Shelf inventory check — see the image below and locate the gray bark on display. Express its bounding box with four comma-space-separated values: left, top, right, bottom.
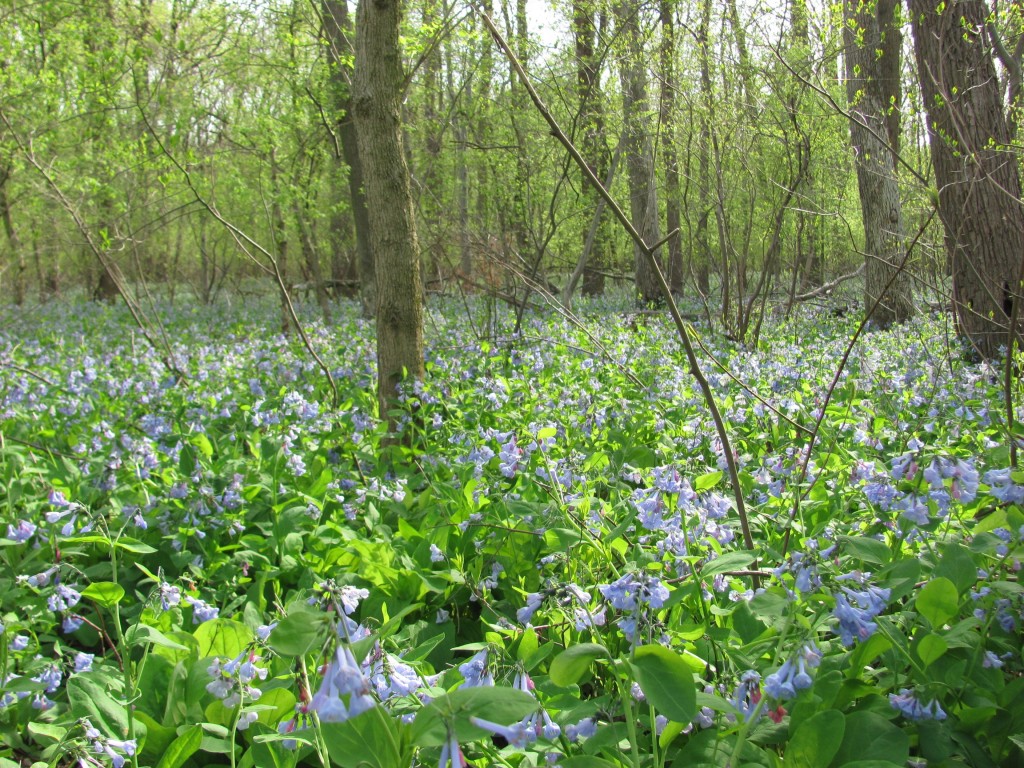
615, 1, 661, 305
353, 0, 425, 430
910, 0, 1024, 357
845, 0, 915, 327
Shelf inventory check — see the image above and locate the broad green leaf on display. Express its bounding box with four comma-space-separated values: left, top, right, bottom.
125, 623, 189, 651
116, 537, 158, 554
411, 687, 538, 747
80, 581, 125, 608
322, 706, 403, 768
66, 674, 127, 739
786, 709, 845, 768
269, 608, 325, 657
194, 619, 253, 659
192, 433, 214, 458
631, 644, 697, 723
838, 535, 889, 566
156, 725, 203, 768
933, 543, 976, 594
134, 712, 177, 762
829, 711, 909, 767
700, 550, 756, 578
25, 722, 66, 745
916, 632, 948, 667
556, 759, 622, 768
549, 643, 610, 687
694, 470, 723, 491
916, 577, 958, 627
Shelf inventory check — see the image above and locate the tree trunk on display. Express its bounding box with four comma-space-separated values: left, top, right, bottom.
0, 168, 24, 305
615, 1, 661, 305
353, 0, 425, 431
845, 0, 914, 328
694, 0, 713, 299
322, 0, 374, 318
659, 0, 682, 295
574, 0, 611, 297
910, 0, 1024, 357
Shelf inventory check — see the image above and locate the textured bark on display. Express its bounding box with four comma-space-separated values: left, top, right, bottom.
353, 0, 425, 428
574, 0, 611, 296
910, 0, 1024, 357
322, 0, 374, 318
694, 0, 713, 298
615, 1, 661, 305
845, 0, 915, 328
659, 0, 682, 295
0, 168, 24, 305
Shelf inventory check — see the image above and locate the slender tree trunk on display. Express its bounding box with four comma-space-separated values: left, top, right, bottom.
322, 0, 374, 317
506, 0, 532, 268
615, 1, 661, 305
845, 0, 914, 328
0, 169, 24, 305
910, 0, 1024, 357
270, 154, 291, 334
694, 0, 713, 298
353, 0, 425, 430
573, 0, 611, 297
659, 0, 682, 294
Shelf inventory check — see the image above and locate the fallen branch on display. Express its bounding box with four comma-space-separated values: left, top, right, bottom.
792, 264, 864, 302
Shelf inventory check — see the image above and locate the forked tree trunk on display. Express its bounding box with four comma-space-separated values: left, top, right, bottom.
845, 0, 915, 328
322, 0, 375, 318
353, 0, 425, 431
910, 0, 1024, 357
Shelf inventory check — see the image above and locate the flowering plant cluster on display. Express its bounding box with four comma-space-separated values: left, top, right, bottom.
0, 296, 1021, 767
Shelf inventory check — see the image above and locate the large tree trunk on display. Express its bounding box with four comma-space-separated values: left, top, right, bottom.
844, 0, 915, 328
353, 0, 425, 431
910, 0, 1024, 357
615, 1, 661, 305
322, 0, 374, 318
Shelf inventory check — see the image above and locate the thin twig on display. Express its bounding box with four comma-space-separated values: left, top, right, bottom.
474, 7, 757, 562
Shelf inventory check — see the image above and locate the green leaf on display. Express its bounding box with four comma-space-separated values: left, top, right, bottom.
700, 550, 755, 578
556, 759, 622, 768
125, 623, 189, 651
194, 619, 253, 659
411, 687, 538, 747
631, 644, 697, 723
66, 673, 127, 739
838, 535, 889, 565
537, 426, 557, 440
916, 577, 958, 627
80, 581, 125, 608
694, 470, 724, 491
829, 711, 909, 767
134, 712, 177, 762
156, 725, 203, 768
116, 537, 158, 554
269, 608, 324, 657
322, 706, 403, 768
786, 709, 845, 768
25, 722, 67, 745
548, 643, 610, 687
192, 433, 214, 459
933, 543, 976, 594
916, 632, 948, 668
